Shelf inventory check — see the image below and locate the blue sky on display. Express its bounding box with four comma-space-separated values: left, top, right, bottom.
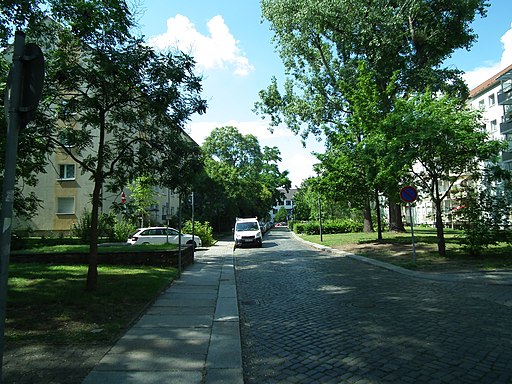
137, 1, 512, 187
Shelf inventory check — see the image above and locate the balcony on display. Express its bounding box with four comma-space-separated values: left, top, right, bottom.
500, 120, 512, 135
498, 88, 512, 105
502, 151, 512, 162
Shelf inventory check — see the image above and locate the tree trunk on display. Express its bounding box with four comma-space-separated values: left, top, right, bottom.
388, 197, 405, 232
86, 179, 102, 291
434, 199, 446, 256
363, 196, 373, 232
86, 111, 106, 291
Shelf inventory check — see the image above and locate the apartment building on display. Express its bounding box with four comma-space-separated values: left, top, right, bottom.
469, 63, 512, 153
496, 66, 512, 165
13, 130, 195, 236
412, 64, 512, 226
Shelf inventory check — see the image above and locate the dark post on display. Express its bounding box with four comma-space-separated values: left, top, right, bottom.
318, 195, 323, 242
0, 31, 26, 381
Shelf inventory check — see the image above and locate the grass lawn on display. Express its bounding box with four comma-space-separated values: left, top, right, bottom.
299, 227, 512, 272
6, 263, 178, 344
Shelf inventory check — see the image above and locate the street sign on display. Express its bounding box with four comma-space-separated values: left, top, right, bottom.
400, 186, 418, 203
4, 42, 45, 129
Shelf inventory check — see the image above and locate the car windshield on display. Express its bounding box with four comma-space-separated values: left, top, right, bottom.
236, 222, 259, 231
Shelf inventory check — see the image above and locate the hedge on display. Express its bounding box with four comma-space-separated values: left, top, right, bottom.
293, 219, 363, 235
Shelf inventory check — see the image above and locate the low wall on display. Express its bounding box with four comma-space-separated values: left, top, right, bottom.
10, 246, 194, 269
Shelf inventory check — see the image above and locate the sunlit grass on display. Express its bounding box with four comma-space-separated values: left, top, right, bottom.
299, 227, 512, 271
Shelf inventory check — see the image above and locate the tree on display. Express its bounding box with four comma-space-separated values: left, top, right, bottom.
274, 206, 288, 223
200, 126, 290, 228
1, 1, 207, 290
128, 176, 158, 227
255, 0, 489, 233
385, 91, 506, 255
290, 180, 312, 221
452, 165, 512, 256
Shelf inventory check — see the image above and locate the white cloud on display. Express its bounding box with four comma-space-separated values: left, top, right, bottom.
148, 14, 254, 77
464, 23, 512, 89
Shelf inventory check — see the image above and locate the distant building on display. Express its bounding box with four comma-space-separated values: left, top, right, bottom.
269, 188, 297, 222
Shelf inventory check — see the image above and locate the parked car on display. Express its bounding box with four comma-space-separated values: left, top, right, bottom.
234, 217, 262, 248
127, 227, 202, 248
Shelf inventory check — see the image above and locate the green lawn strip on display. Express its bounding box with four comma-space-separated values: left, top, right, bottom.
299, 228, 512, 272
6, 264, 178, 344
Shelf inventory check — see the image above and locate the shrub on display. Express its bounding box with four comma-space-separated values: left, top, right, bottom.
71, 210, 118, 243
293, 219, 363, 235
182, 220, 215, 247
453, 166, 512, 256
113, 221, 137, 243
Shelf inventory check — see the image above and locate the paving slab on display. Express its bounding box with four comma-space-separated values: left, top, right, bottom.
83, 241, 243, 384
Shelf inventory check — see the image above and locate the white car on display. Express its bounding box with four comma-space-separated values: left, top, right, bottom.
127, 227, 202, 248
234, 218, 262, 248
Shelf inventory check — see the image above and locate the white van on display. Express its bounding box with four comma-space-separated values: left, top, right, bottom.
233, 217, 262, 248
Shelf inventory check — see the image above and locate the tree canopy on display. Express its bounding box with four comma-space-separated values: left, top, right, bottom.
384, 91, 506, 255
1, 0, 207, 290
199, 126, 290, 230
255, 0, 490, 235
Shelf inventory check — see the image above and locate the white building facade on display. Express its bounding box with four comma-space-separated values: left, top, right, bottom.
411, 64, 512, 226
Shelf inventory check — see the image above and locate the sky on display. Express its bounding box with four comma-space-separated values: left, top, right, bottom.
137, 0, 512, 187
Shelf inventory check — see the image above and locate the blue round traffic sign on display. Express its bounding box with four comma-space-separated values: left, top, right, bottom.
400, 186, 418, 203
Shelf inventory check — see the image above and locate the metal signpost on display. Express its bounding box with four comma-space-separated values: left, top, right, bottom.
0, 31, 44, 381
400, 186, 418, 264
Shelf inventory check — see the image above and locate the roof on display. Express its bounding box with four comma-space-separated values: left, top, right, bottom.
469, 63, 512, 99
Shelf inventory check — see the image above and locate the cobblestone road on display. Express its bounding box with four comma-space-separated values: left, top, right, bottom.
235, 228, 512, 384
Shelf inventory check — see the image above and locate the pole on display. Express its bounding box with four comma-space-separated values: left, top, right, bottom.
191, 191, 195, 258
0, 31, 26, 381
178, 193, 182, 274
409, 203, 417, 264
318, 195, 323, 242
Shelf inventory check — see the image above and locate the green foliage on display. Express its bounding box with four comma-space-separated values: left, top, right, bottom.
453, 165, 512, 256
274, 206, 288, 222
182, 220, 215, 247
385, 91, 507, 255
128, 176, 159, 227
71, 210, 107, 242
256, 0, 490, 244
2, 0, 207, 290
113, 221, 137, 243
294, 219, 363, 235
199, 126, 290, 229
71, 210, 134, 243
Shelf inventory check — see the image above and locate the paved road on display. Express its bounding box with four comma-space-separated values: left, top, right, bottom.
235, 227, 512, 384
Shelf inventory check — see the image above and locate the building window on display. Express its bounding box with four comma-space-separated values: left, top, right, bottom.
57, 197, 75, 214
488, 93, 495, 107
478, 99, 485, 109
59, 164, 75, 180
285, 200, 292, 206
490, 120, 497, 133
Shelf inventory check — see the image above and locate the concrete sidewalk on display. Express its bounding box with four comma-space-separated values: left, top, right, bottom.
83, 240, 242, 384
